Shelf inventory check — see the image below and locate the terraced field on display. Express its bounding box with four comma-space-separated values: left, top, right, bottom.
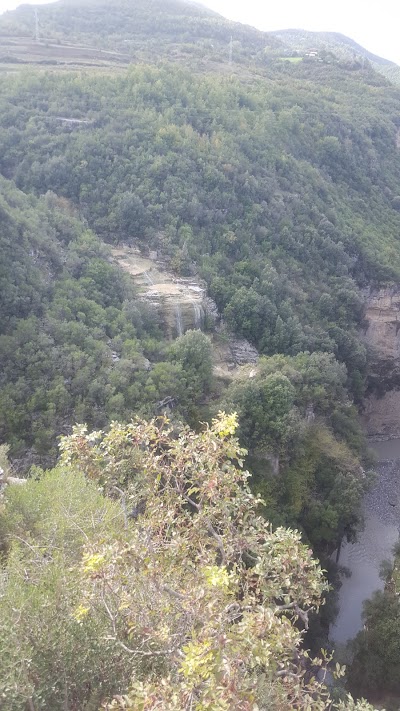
0, 35, 130, 70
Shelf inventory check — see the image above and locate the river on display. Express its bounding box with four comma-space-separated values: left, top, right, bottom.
330, 439, 400, 649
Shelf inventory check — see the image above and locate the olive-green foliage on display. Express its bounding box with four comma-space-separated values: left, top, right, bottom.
0, 468, 132, 710
169, 329, 213, 412
223, 370, 296, 451
221, 352, 367, 551
349, 591, 400, 701
57, 414, 372, 711
1, 59, 398, 397
286, 425, 365, 549
0, 444, 10, 476
0, 5, 394, 700
0, 180, 160, 461
0, 416, 377, 710
0, 48, 399, 466
0, 181, 216, 463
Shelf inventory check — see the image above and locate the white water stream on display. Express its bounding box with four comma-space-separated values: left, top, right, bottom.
330, 439, 400, 647
191, 301, 204, 330
175, 304, 184, 337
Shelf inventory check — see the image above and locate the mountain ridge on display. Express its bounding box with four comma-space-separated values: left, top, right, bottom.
271, 28, 396, 66
1, 0, 398, 85
0, 0, 283, 71
271, 28, 400, 84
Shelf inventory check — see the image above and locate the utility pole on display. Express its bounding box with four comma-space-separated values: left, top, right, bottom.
229, 35, 233, 65
34, 8, 40, 42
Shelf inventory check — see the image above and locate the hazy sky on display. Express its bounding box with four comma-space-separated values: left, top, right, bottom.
0, 0, 399, 65
201, 0, 400, 65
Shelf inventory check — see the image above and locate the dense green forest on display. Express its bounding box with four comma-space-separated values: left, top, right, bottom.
3, 62, 400, 396
0, 175, 368, 561
0, 177, 220, 466
1, 0, 400, 707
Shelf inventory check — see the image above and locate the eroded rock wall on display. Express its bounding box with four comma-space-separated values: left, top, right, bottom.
363, 390, 400, 439
112, 247, 218, 337
362, 287, 400, 360
362, 286, 400, 437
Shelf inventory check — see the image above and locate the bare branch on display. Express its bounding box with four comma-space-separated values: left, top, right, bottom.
101, 587, 179, 658
111, 486, 128, 528
160, 584, 186, 601
294, 605, 311, 631
183, 493, 226, 564
275, 602, 311, 630
203, 519, 226, 565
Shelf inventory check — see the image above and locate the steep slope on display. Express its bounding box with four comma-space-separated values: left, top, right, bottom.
0, 0, 283, 69
0, 61, 379, 553
4, 3, 400, 703
0, 177, 63, 328
1, 0, 400, 536
2, 3, 399, 685
0, 177, 167, 464
272, 29, 400, 85
271, 29, 395, 65
2, 60, 400, 398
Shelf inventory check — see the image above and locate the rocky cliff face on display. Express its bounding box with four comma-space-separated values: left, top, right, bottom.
362, 286, 400, 437
112, 246, 218, 337
362, 390, 400, 439
362, 286, 400, 360
113, 246, 260, 380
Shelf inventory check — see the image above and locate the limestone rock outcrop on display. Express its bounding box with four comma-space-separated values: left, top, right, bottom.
112, 247, 218, 337
362, 286, 400, 360
362, 391, 400, 439
362, 286, 400, 437
229, 339, 259, 366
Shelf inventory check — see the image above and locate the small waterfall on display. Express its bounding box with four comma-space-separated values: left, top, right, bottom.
175, 304, 184, 337
144, 271, 154, 285
191, 301, 204, 330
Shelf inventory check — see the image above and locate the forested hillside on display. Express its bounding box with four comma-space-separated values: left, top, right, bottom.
271, 29, 400, 85
0, 0, 282, 68
2, 61, 400, 394
0, 178, 218, 467
0, 178, 156, 462
2, 0, 400, 566
271, 30, 395, 67
1, 0, 400, 707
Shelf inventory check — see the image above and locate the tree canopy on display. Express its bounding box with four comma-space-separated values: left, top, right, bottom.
0, 414, 377, 710
1, 0, 400, 704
